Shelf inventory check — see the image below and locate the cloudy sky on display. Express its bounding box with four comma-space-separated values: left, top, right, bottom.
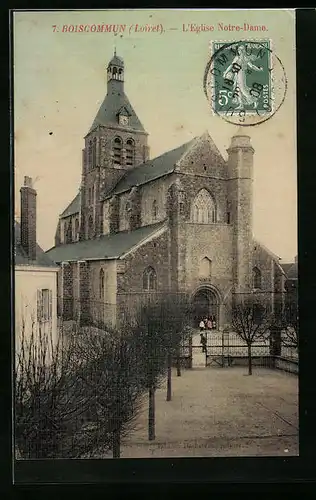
14, 9, 296, 261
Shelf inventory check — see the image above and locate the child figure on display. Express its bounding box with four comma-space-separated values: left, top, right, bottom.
199, 319, 205, 332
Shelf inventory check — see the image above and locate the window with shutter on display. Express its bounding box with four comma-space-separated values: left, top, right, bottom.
49, 290, 53, 320
37, 289, 52, 322
37, 289, 42, 322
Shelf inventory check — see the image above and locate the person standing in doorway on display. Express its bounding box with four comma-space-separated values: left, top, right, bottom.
207, 318, 213, 331
213, 316, 217, 330
201, 333, 207, 354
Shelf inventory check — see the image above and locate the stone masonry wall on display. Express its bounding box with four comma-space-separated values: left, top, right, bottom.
116, 229, 169, 324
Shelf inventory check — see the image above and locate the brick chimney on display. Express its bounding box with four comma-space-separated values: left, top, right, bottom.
20, 176, 37, 261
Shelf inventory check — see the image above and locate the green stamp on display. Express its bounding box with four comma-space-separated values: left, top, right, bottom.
204, 40, 287, 126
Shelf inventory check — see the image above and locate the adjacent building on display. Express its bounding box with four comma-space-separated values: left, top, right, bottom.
15, 177, 59, 351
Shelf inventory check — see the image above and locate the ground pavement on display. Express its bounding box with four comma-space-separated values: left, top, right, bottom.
117, 333, 298, 458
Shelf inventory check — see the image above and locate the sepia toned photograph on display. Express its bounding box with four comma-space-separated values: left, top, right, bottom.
13, 9, 298, 462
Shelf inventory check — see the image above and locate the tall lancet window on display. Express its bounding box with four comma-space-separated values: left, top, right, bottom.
99, 269, 105, 300
74, 217, 80, 241
88, 215, 94, 239
253, 267, 262, 289
92, 137, 97, 168
126, 138, 135, 166
113, 137, 123, 165
143, 266, 157, 291
191, 189, 216, 224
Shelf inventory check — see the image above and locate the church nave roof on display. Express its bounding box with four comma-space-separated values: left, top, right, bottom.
46, 220, 166, 263
105, 137, 198, 198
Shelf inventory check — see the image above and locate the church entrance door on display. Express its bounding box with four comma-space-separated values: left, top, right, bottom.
192, 288, 219, 327
191, 287, 220, 367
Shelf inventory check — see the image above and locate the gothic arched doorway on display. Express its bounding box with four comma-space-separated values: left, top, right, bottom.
192, 287, 220, 328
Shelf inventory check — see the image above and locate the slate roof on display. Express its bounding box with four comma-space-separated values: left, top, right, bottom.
89, 81, 146, 133
106, 137, 198, 198
60, 192, 80, 218
281, 262, 298, 280
14, 221, 57, 268
46, 221, 166, 263
108, 54, 124, 67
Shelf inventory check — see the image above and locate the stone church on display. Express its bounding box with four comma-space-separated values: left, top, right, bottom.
46, 51, 286, 328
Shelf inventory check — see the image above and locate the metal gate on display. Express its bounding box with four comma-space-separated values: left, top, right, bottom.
205, 330, 271, 368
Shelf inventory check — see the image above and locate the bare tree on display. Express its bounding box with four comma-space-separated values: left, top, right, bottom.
72, 325, 146, 459
15, 317, 89, 459
230, 294, 272, 375
128, 294, 192, 441
157, 295, 192, 400
128, 299, 169, 441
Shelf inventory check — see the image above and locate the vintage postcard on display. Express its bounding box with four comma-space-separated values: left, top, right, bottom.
13, 9, 297, 464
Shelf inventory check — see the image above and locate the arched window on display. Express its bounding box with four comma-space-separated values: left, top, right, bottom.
143, 266, 157, 291
152, 200, 158, 220
62, 220, 72, 243
118, 68, 123, 80
88, 215, 94, 239
253, 267, 262, 289
112, 67, 117, 79
92, 137, 97, 168
199, 257, 212, 279
99, 269, 105, 299
113, 137, 123, 165
191, 189, 216, 224
63, 222, 67, 243
88, 140, 93, 169
126, 138, 135, 166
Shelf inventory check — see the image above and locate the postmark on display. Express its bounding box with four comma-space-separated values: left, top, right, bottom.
204, 40, 287, 126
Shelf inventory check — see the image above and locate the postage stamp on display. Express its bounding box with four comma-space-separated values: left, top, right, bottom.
204, 39, 287, 126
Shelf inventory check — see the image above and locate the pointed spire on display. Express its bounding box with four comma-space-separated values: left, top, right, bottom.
114, 46, 116, 57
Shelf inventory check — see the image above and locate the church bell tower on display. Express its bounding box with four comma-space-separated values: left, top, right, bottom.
79, 50, 150, 241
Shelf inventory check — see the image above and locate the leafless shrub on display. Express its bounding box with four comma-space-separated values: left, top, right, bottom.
15, 317, 88, 458
71, 325, 147, 458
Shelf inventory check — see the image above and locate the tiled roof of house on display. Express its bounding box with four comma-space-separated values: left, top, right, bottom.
281, 262, 298, 280
14, 221, 57, 268
60, 192, 80, 219
105, 137, 197, 198
46, 221, 166, 263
